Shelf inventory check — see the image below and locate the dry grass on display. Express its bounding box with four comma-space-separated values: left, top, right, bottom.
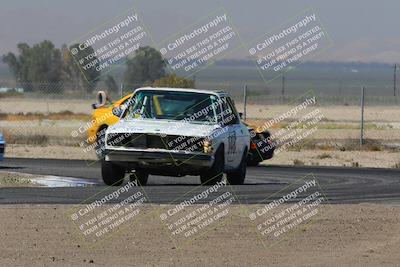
0, 111, 90, 121
351, 161, 361, 167
241, 104, 400, 122
247, 119, 391, 130
289, 139, 392, 152
0, 172, 33, 186
392, 162, 400, 168
0, 176, 32, 185
0, 98, 93, 114
2, 132, 84, 146
0, 92, 24, 99
7, 134, 49, 146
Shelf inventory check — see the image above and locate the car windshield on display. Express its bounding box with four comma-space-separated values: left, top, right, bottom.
123, 90, 220, 123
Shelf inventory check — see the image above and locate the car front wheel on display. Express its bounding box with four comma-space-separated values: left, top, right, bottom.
101, 160, 125, 186
226, 149, 247, 185
200, 146, 224, 185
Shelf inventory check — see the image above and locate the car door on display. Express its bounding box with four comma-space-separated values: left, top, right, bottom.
227, 97, 248, 167
220, 97, 244, 169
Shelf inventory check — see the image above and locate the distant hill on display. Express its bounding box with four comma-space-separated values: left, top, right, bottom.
193, 59, 397, 98
214, 59, 393, 69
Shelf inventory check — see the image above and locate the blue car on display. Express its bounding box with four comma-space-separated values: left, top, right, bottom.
0, 132, 5, 161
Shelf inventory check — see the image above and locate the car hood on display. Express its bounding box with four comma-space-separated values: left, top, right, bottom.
108, 119, 221, 137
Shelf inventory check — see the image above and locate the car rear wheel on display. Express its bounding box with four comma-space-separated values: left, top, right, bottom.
227, 149, 247, 185
247, 155, 260, 166
101, 160, 125, 186
130, 170, 149, 186
200, 146, 224, 185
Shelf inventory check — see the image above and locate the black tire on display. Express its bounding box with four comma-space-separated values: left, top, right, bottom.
95, 126, 107, 159
101, 160, 125, 186
247, 155, 260, 166
200, 146, 224, 185
227, 149, 247, 185
130, 170, 149, 186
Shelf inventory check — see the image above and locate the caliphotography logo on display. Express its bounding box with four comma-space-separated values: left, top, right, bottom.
246, 173, 331, 249
157, 7, 242, 78
246, 7, 333, 84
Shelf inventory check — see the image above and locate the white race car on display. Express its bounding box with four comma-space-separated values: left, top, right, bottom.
103, 87, 250, 186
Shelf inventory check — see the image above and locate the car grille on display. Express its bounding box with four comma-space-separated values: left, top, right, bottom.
107, 133, 146, 148
107, 133, 204, 152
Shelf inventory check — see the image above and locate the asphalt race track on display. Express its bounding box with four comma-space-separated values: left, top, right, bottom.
0, 157, 399, 205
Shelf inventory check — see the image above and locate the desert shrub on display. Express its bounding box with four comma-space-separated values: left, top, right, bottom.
317, 153, 332, 159
293, 159, 305, 166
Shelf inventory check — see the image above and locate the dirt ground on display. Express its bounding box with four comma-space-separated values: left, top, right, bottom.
0, 204, 399, 266
7, 145, 96, 161
266, 150, 400, 168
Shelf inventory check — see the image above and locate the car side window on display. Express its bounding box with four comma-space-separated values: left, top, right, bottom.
221, 97, 239, 125
121, 95, 140, 119
213, 97, 224, 124
118, 98, 130, 111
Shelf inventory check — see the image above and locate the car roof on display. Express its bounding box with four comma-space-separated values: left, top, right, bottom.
134, 87, 228, 96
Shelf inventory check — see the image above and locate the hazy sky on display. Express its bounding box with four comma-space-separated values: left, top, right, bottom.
1, 0, 399, 63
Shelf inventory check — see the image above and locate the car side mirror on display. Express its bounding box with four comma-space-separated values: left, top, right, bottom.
238, 112, 243, 119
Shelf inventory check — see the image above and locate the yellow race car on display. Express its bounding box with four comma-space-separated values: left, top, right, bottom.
87, 91, 133, 158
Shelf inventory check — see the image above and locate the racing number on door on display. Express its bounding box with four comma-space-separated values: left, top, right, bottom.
228, 131, 236, 155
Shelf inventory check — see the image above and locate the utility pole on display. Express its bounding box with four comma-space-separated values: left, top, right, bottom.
360, 87, 365, 146
243, 85, 247, 121
394, 64, 397, 97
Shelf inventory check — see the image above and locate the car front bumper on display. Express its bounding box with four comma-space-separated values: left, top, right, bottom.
87, 125, 99, 145
104, 148, 214, 168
